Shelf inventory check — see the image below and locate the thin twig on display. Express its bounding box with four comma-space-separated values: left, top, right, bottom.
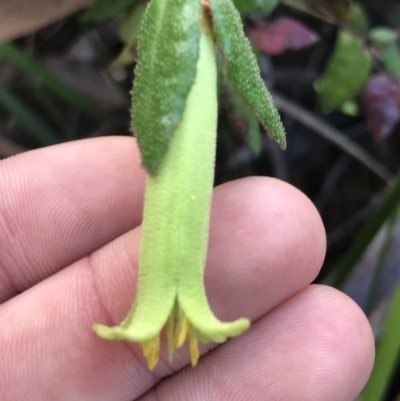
272, 93, 394, 183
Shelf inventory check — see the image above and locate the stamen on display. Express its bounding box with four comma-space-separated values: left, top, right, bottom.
175, 316, 189, 348
140, 336, 160, 370
140, 313, 201, 369
140, 339, 152, 358
187, 323, 200, 366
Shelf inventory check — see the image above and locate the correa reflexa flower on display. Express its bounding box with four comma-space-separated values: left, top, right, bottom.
93, 0, 286, 370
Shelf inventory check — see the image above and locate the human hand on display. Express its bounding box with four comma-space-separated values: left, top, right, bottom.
0, 137, 374, 401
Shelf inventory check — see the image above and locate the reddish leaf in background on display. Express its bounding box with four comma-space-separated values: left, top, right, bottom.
246, 17, 319, 56
361, 73, 400, 141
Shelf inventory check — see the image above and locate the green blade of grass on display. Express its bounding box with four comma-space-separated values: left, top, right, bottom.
327, 171, 400, 288
0, 85, 59, 146
30, 89, 73, 139
360, 282, 400, 401
365, 209, 398, 315
0, 44, 103, 122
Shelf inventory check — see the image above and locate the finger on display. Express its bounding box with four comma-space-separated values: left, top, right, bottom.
139, 285, 374, 401
0, 136, 146, 302
0, 177, 326, 401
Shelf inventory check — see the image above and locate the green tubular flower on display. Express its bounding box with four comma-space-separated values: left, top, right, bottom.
93, 13, 250, 369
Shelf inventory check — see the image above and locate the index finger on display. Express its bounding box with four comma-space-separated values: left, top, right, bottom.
0, 137, 146, 302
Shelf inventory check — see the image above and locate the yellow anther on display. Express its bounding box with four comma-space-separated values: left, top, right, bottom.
140, 336, 160, 370
175, 316, 189, 348
187, 324, 200, 366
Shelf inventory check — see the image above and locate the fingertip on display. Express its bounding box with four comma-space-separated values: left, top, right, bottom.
310, 285, 375, 383
208, 176, 326, 320
214, 176, 326, 279
269, 284, 375, 400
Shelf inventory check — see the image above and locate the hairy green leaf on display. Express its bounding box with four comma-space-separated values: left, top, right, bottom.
210, 0, 286, 148
132, 0, 201, 175
315, 30, 371, 113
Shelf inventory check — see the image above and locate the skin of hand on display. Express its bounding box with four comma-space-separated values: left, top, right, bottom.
0, 136, 374, 401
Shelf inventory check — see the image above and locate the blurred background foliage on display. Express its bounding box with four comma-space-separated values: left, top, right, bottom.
0, 0, 400, 399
